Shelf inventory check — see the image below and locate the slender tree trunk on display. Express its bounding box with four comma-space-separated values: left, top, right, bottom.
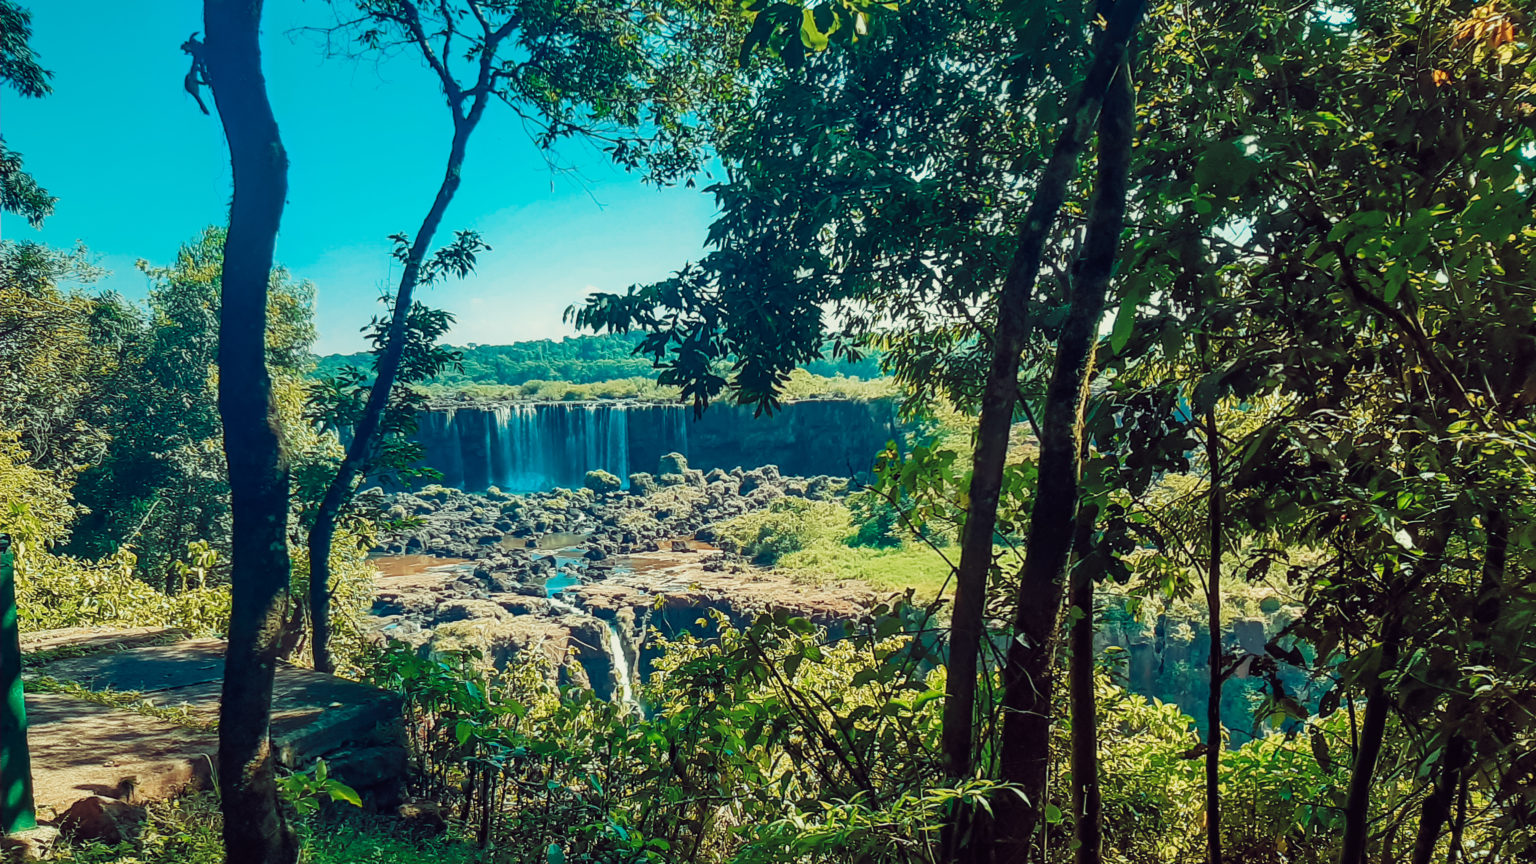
1338, 612, 1402, 864
1204, 404, 1223, 864
1410, 507, 1506, 864
939, 0, 1146, 792
1411, 736, 1467, 864
1446, 771, 1468, 864
202, 2, 299, 861
1068, 504, 1102, 864
310, 104, 487, 672
993, 51, 1136, 864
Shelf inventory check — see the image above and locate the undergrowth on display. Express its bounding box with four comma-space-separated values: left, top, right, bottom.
50, 794, 477, 864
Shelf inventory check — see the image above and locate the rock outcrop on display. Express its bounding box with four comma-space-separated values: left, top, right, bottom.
366, 459, 874, 704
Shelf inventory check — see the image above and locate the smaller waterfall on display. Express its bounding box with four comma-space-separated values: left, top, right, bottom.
601, 620, 640, 712
541, 570, 641, 711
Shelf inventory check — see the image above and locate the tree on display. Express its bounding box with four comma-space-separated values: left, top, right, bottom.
0, 0, 54, 227
1115, 0, 1536, 857
66, 230, 316, 588
0, 243, 112, 475
573, 0, 1145, 857
198, 0, 299, 859
304, 0, 738, 672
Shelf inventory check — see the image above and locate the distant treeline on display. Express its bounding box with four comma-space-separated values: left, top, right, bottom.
313, 332, 886, 387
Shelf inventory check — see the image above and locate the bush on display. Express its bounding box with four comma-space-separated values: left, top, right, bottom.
713, 498, 851, 565
363, 606, 966, 864
16, 546, 231, 636
846, 489, 905, 548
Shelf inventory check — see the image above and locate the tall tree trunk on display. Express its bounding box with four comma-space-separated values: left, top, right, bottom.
202, 2, 299, 862
1068, 503, 1102, 864
993, 51, 1136, 864
1204, 404, 1223, 864
1338, 611, 1402, 864
939, 0, 1146, 790
310, 104, 487, 672
1411, 736, 1468, 864
1410, 507, 1507, 864
1446, 771, 1468, 864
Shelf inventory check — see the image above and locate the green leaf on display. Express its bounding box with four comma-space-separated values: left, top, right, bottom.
547, 843, 567, 864
329, 782, 363, 808
1109, 286, 1144, 354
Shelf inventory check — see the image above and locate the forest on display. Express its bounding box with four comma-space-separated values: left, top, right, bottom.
0, 0, 1533, 863
314, 333, 886, 391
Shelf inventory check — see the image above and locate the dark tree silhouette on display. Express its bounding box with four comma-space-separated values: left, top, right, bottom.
199, 0, 299, 860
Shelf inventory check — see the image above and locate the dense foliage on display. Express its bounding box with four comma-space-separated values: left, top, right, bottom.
316, 333, 885, 392
572, 0, 1536, 859
0, 232, 375, 657
6, 0, 1536, 860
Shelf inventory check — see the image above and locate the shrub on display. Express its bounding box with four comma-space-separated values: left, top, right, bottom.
363, 605, 965, 864
15, 546, 231, 636
713, 498, 851, 565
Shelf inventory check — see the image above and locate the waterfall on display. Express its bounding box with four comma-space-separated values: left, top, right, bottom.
541, 565, 642, 712
412, 397, 899, 493
601, 620, 640, 712
425, 402, 634, 492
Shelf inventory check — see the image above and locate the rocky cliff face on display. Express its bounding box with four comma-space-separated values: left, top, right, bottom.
1095, 599, 1318, 739
411, 398, 903, 492
365, 455, 877, 705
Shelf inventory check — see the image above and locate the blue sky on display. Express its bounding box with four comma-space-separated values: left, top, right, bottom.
0, 1, 720, 354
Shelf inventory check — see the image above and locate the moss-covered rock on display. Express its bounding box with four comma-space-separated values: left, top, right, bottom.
583, 469, 623, 493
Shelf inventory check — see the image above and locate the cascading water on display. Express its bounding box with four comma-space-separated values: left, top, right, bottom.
601, 620, 639, 711
410, 397, 898, 493
422, 403, 632, 492
541, 556, 642, 712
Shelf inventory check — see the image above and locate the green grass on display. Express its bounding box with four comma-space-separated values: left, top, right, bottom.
25, 676, 216, 731
777, 540, 956, 601
416, 368, 897, 404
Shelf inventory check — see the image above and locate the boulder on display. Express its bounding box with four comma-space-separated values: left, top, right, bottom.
323, 745, 408, 809
583, 470, 623, 493
373, 589, 437, 619
430, 617, 581, 677
433, 599, 509, 624
657, 452, 689, 475
1, 826, 59, 862
495, 595, 554, 616
396, 798, 448, 836
57, 795, 145, 845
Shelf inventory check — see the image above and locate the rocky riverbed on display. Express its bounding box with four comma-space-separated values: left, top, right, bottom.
365, 455, 877, 704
